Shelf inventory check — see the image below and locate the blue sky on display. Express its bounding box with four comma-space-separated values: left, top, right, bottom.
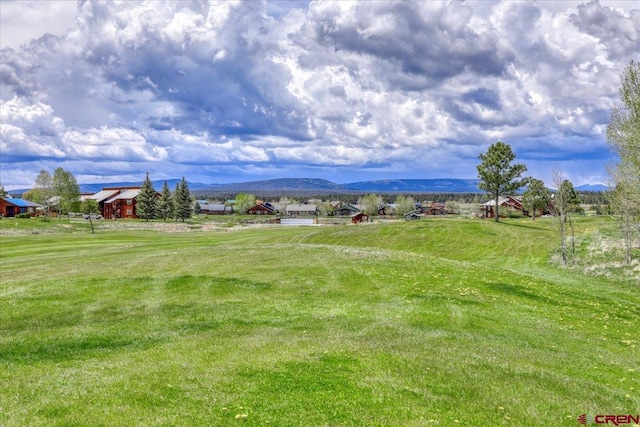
1, 0, 638, 190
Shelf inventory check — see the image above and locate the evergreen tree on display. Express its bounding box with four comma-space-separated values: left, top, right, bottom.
477, 141, 527, 222
521, 178, 550, 220
136, 172, 158, 221
174, 177, 192, 222
157, 181, 174, 222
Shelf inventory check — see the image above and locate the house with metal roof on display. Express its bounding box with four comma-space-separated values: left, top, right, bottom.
0, 197, 42, 217
285, 204, 317, 216
86, 189, 123, 218
247, 202, 277, 215
102, 189, 142, 219
199, 203, 232, 215
334, 204, 360, 216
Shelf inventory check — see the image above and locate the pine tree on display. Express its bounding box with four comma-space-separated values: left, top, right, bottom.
157, 181, 174, 222
521, 178, 550, 220
477, 141, 527, 222
136, 172, 158, 221
174, 177, 192, 222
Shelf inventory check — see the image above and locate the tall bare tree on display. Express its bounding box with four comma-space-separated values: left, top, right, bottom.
550, 170, 581, 267
82, 199, 100, 234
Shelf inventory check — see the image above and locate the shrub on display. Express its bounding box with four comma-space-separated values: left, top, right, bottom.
16, 213, 32, 219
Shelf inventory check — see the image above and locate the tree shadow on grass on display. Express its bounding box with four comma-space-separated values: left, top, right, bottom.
487, 282, 561, 306
494, 220, 552, 232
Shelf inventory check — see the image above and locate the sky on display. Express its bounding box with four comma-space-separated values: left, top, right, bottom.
1, 0, 638, 190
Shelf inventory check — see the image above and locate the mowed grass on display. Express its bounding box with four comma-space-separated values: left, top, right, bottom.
0, 217, 638, 426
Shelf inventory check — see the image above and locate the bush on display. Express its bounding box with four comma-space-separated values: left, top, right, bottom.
16, 213, 32, 219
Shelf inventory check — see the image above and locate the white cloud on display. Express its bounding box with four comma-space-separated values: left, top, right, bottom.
0, 1, 77, 50
1, 0, 637, 188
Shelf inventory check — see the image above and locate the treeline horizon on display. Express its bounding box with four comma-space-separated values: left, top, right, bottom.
190, 189, 610, 206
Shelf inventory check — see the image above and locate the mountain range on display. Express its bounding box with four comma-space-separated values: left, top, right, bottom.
9, 178, 608, 196
78, 178, 485, 194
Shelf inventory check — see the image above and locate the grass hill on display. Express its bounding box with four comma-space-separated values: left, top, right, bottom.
0, 216, 636, 426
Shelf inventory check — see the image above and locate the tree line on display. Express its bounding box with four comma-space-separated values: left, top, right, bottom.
133, 174, 194, 223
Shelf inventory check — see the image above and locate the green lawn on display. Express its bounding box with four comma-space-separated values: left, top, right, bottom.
0, 217, 638, 426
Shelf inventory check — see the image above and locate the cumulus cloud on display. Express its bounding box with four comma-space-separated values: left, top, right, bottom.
1, 0, 637, 189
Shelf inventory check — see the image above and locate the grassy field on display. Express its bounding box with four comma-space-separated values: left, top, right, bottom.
0, 216, 638, 426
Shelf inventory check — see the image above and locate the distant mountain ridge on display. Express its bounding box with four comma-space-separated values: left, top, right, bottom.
202, 178, 483, 193
345, 179, 482, 192
574, 183, 608, 192
9, 178, 608, 195
213, 178, 345, 192
76, 179, 214, 194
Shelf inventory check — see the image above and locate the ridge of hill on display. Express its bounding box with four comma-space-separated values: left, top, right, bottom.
204, 178, 484, 193
8, 178, 607, 196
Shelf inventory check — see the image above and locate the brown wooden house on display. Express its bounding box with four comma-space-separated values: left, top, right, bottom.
351, 211, 368, 223
87, 188, 124, 218
419, 202, 448, 215
482, 196, 523, 219
334, 204, 360, 216
248, 202, 277, 215
98, 188, 142, 219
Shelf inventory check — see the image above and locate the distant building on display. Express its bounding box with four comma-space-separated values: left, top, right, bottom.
285, 204, 317, 216
200, 203, 232, 215
482, 196, 523, 219
84, 187, 159, 219
247, 202, 277, 215
334, 204, 360, 216
0, 197, 42, 217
